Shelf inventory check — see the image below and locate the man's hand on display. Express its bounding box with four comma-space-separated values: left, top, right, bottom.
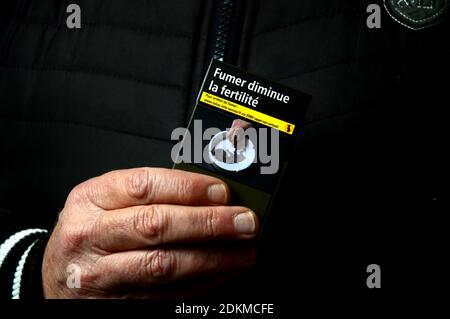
227, 119, 253, 151
42, 168, 258, 298
227, 119, 252, 140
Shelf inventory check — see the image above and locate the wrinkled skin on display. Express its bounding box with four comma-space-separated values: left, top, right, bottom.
42, 168, 258, 298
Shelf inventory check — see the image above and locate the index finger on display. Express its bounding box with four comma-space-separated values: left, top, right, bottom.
70, 168, 230, 210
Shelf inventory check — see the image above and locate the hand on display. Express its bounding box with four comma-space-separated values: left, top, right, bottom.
42, 168, 258, 298
227, 119, 253, 150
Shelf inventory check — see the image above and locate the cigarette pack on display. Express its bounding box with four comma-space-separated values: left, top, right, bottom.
173, 60, 310, 236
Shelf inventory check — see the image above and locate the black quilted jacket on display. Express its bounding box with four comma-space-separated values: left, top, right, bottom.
0, 0, 447, 301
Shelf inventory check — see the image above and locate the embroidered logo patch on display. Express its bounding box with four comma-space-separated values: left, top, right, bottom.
384, 0, 449, 30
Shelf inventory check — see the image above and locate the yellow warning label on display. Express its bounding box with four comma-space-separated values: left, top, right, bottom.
200, 92, 295, 135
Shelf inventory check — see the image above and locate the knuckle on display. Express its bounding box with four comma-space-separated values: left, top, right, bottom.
132, 206, 166, 244
66, 262, 104, 296
66, 183, 89, 207
60, 224, 90, 254
89, 216, 112, 253
200, 208, 219, 239
125, 168, 152, 201
67, 181, 99, 208
78, 266, 101, 288
175, 177, 195, 202
143, 249, 175, 279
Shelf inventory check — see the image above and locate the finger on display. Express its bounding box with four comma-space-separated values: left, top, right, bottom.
97, 246, 256, 289
71, 168, 230, 210
91, 205, 258, 251
227, 127, 237, 141
232, 119, 252, 129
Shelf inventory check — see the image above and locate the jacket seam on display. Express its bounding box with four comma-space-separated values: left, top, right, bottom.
275, 54, 386, 81
0, 64, 185, 91
0, 114, 174, 143
1, 17, 192, 40
253, 7, 360, 38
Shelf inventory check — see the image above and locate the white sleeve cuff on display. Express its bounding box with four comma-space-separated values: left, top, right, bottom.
0, 228, 48, 299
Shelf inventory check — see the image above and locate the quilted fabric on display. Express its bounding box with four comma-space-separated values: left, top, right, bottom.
0, 0, 447, 298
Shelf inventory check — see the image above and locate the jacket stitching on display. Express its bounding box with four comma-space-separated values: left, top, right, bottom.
275, 54, 384, 81
0, 114, 173, 142
1, 17, 192, 40
0, 64, 185, 91
253, 7, 360, 38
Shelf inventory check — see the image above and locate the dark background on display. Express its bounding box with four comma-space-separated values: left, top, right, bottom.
0, 0, 447, 315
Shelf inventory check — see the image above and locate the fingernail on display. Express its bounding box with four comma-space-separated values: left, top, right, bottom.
208, 184, 227, 204
234, 212, 256, 235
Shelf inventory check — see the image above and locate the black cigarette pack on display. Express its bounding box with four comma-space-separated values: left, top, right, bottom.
173, 60, 311, 236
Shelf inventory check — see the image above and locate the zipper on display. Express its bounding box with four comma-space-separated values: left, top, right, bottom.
208, 0, 245, 64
